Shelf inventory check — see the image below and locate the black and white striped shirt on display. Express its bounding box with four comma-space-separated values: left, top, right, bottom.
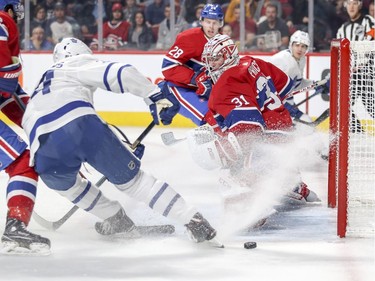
336, 14, 374, 41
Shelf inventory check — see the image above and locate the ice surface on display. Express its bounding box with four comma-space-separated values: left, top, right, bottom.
0, 127, 374, 281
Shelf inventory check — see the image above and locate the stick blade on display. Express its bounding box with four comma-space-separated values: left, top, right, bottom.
161, 132, 181, 146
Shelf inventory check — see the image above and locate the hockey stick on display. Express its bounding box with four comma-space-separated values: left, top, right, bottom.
161, 131, 187, 146
33, 121, 156, 231
286, 78, 328, 99
11, 92, 26, 111
294, 108, 330, 127
32, 175, 107, 231
295, 90, 322, 107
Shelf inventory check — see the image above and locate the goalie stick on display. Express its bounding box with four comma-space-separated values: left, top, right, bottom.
161, 109, 330, 147
33, 121, 156, 231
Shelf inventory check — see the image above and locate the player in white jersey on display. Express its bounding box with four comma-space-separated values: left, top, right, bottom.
271, 30, 330, 122
21, 38, 217, 244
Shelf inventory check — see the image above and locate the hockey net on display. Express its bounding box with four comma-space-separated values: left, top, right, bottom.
328, 39, 375, 238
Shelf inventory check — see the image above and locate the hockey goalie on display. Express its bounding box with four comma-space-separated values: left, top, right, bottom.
186, 34, 322, 230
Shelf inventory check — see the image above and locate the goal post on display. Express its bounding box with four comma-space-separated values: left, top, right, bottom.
328, 38, 375, 238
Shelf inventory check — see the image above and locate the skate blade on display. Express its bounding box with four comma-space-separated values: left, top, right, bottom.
208, 238, 225, 248
1, 242, 51, 256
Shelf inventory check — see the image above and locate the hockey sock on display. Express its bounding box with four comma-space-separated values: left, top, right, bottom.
5, 150, 38, 225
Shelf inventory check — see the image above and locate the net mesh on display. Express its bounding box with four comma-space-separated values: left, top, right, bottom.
346, 41, 375, 237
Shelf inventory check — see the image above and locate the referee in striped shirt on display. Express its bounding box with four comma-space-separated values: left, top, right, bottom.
336, 0, 374, 133
337, 0, 374, 41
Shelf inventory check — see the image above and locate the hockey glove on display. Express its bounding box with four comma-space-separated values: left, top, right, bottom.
147, 81, 180, 125
190, 68, 212, 99
284, 101, 305, 119
0, 57, 22, 94
315, 78, 330, 96
195, 72, 212, 99
132, 144, 145, 159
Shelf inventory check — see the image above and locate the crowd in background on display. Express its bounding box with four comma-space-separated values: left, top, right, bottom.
20, 0, 375, 52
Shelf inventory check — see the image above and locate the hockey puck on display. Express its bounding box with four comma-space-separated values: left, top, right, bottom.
244, 242, 257, 249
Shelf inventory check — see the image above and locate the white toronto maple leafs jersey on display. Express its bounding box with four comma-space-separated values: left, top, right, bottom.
270, 49, 313, 91
22, 54, 159, 164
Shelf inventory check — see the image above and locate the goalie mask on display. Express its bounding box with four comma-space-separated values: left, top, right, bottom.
0, 0, 24, 21
53, 37, 93, 63
202, 34, 239, 83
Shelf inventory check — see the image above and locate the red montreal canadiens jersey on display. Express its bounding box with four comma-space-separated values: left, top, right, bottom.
0, 11, 20, 67
208, 56, 294, 134
102, 20, 131, 42
161, 27, 209, 88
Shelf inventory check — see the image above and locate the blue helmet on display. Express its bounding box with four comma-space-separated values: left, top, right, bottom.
0, 0, 24, 20
200, 4, 224, 22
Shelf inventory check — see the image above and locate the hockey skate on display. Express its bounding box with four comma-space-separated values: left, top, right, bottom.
185, 212, 217, 243
1, 217, 50, 255
95, 208, 136, 236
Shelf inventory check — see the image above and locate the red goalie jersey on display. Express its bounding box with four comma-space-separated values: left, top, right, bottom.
207, 56, 294, 135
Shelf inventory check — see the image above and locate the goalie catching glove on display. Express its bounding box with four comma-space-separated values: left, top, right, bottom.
146, 81, 180, 125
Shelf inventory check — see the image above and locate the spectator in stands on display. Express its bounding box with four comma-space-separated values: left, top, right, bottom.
22, 26, 54, 51
184, 0, 203, 24
30, 4, 48, 33
228, 5, 257, 49
189, 4, 204, 28
40, 0, 56, 20
155, 4, 189, 50
71, 1, 98, 46
90, 2, 131, 50
289, 0, 338, 51
256, 2, 290, 51
128, 10, 154, 50
123, 0, 142, 23
145, 0, 166, 28
253, 0, 281, 23
224, 0, 258, 24
45, 2, 81, 45
368, 1, 374, 18
222, 23, 233, 37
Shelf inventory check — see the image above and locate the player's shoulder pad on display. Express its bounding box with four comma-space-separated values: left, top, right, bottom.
176, 27, 204, 40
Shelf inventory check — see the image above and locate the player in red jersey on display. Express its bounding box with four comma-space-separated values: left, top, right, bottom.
188, 34, 320, 204
161, 4, 223, 126
0, 0, 50, 254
